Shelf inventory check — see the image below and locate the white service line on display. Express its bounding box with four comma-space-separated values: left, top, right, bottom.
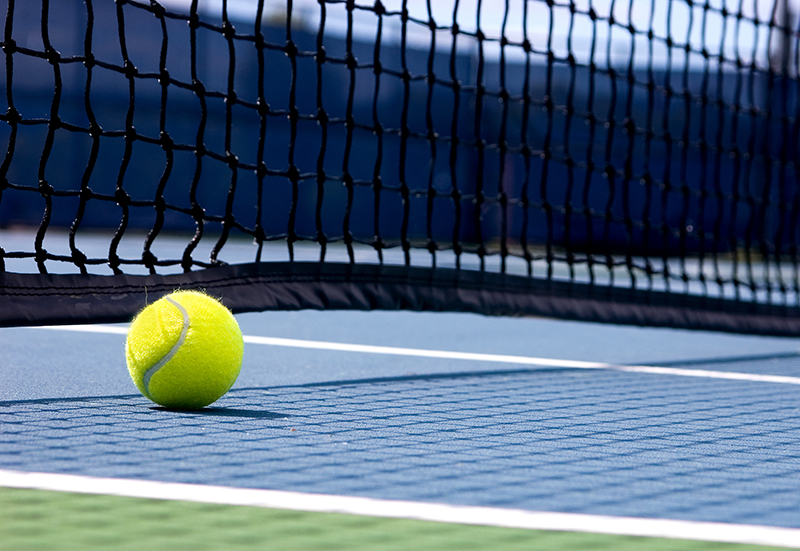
242, 335, 800, 385
41, 324, 800, 385
1, 469, 798, 548
43, 324, 129, 335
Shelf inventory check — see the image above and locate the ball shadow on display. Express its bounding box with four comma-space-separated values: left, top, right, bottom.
151, 407, 287, 419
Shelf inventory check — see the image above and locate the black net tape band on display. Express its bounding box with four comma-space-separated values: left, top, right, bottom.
3, 263, 800, 337
2, 0, 800, 334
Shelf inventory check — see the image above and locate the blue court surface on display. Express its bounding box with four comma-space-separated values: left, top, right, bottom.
3, 309, 800, 547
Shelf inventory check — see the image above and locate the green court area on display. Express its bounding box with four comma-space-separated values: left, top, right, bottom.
0, 488, 786, 551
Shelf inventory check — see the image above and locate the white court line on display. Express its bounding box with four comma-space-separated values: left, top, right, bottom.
42, 324, 800, 385
1, 469, 798, 548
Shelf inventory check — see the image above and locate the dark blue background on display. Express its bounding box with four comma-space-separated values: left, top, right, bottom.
1, 0, 797, 255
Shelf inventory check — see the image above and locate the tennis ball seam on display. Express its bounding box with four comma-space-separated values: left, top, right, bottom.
141, 296, 189, 401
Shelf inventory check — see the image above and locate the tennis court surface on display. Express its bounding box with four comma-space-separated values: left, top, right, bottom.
3, 305, 800, 549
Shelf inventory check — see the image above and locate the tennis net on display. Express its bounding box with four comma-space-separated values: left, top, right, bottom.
1, 0, 800, 334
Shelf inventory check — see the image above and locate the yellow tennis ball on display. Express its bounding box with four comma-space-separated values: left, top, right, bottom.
125, 290, 244, 410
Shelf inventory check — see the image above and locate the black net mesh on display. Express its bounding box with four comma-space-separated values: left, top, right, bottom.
2, 0, 800, 332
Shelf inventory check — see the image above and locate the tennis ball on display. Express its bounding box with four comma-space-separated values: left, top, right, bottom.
125, 290, 244, 410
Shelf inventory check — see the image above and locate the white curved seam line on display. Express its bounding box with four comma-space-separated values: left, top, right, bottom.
142, 297, 189, 399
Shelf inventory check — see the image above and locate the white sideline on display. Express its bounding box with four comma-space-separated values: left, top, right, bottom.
0, 469, 798, 548
42, 324, 800, 385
